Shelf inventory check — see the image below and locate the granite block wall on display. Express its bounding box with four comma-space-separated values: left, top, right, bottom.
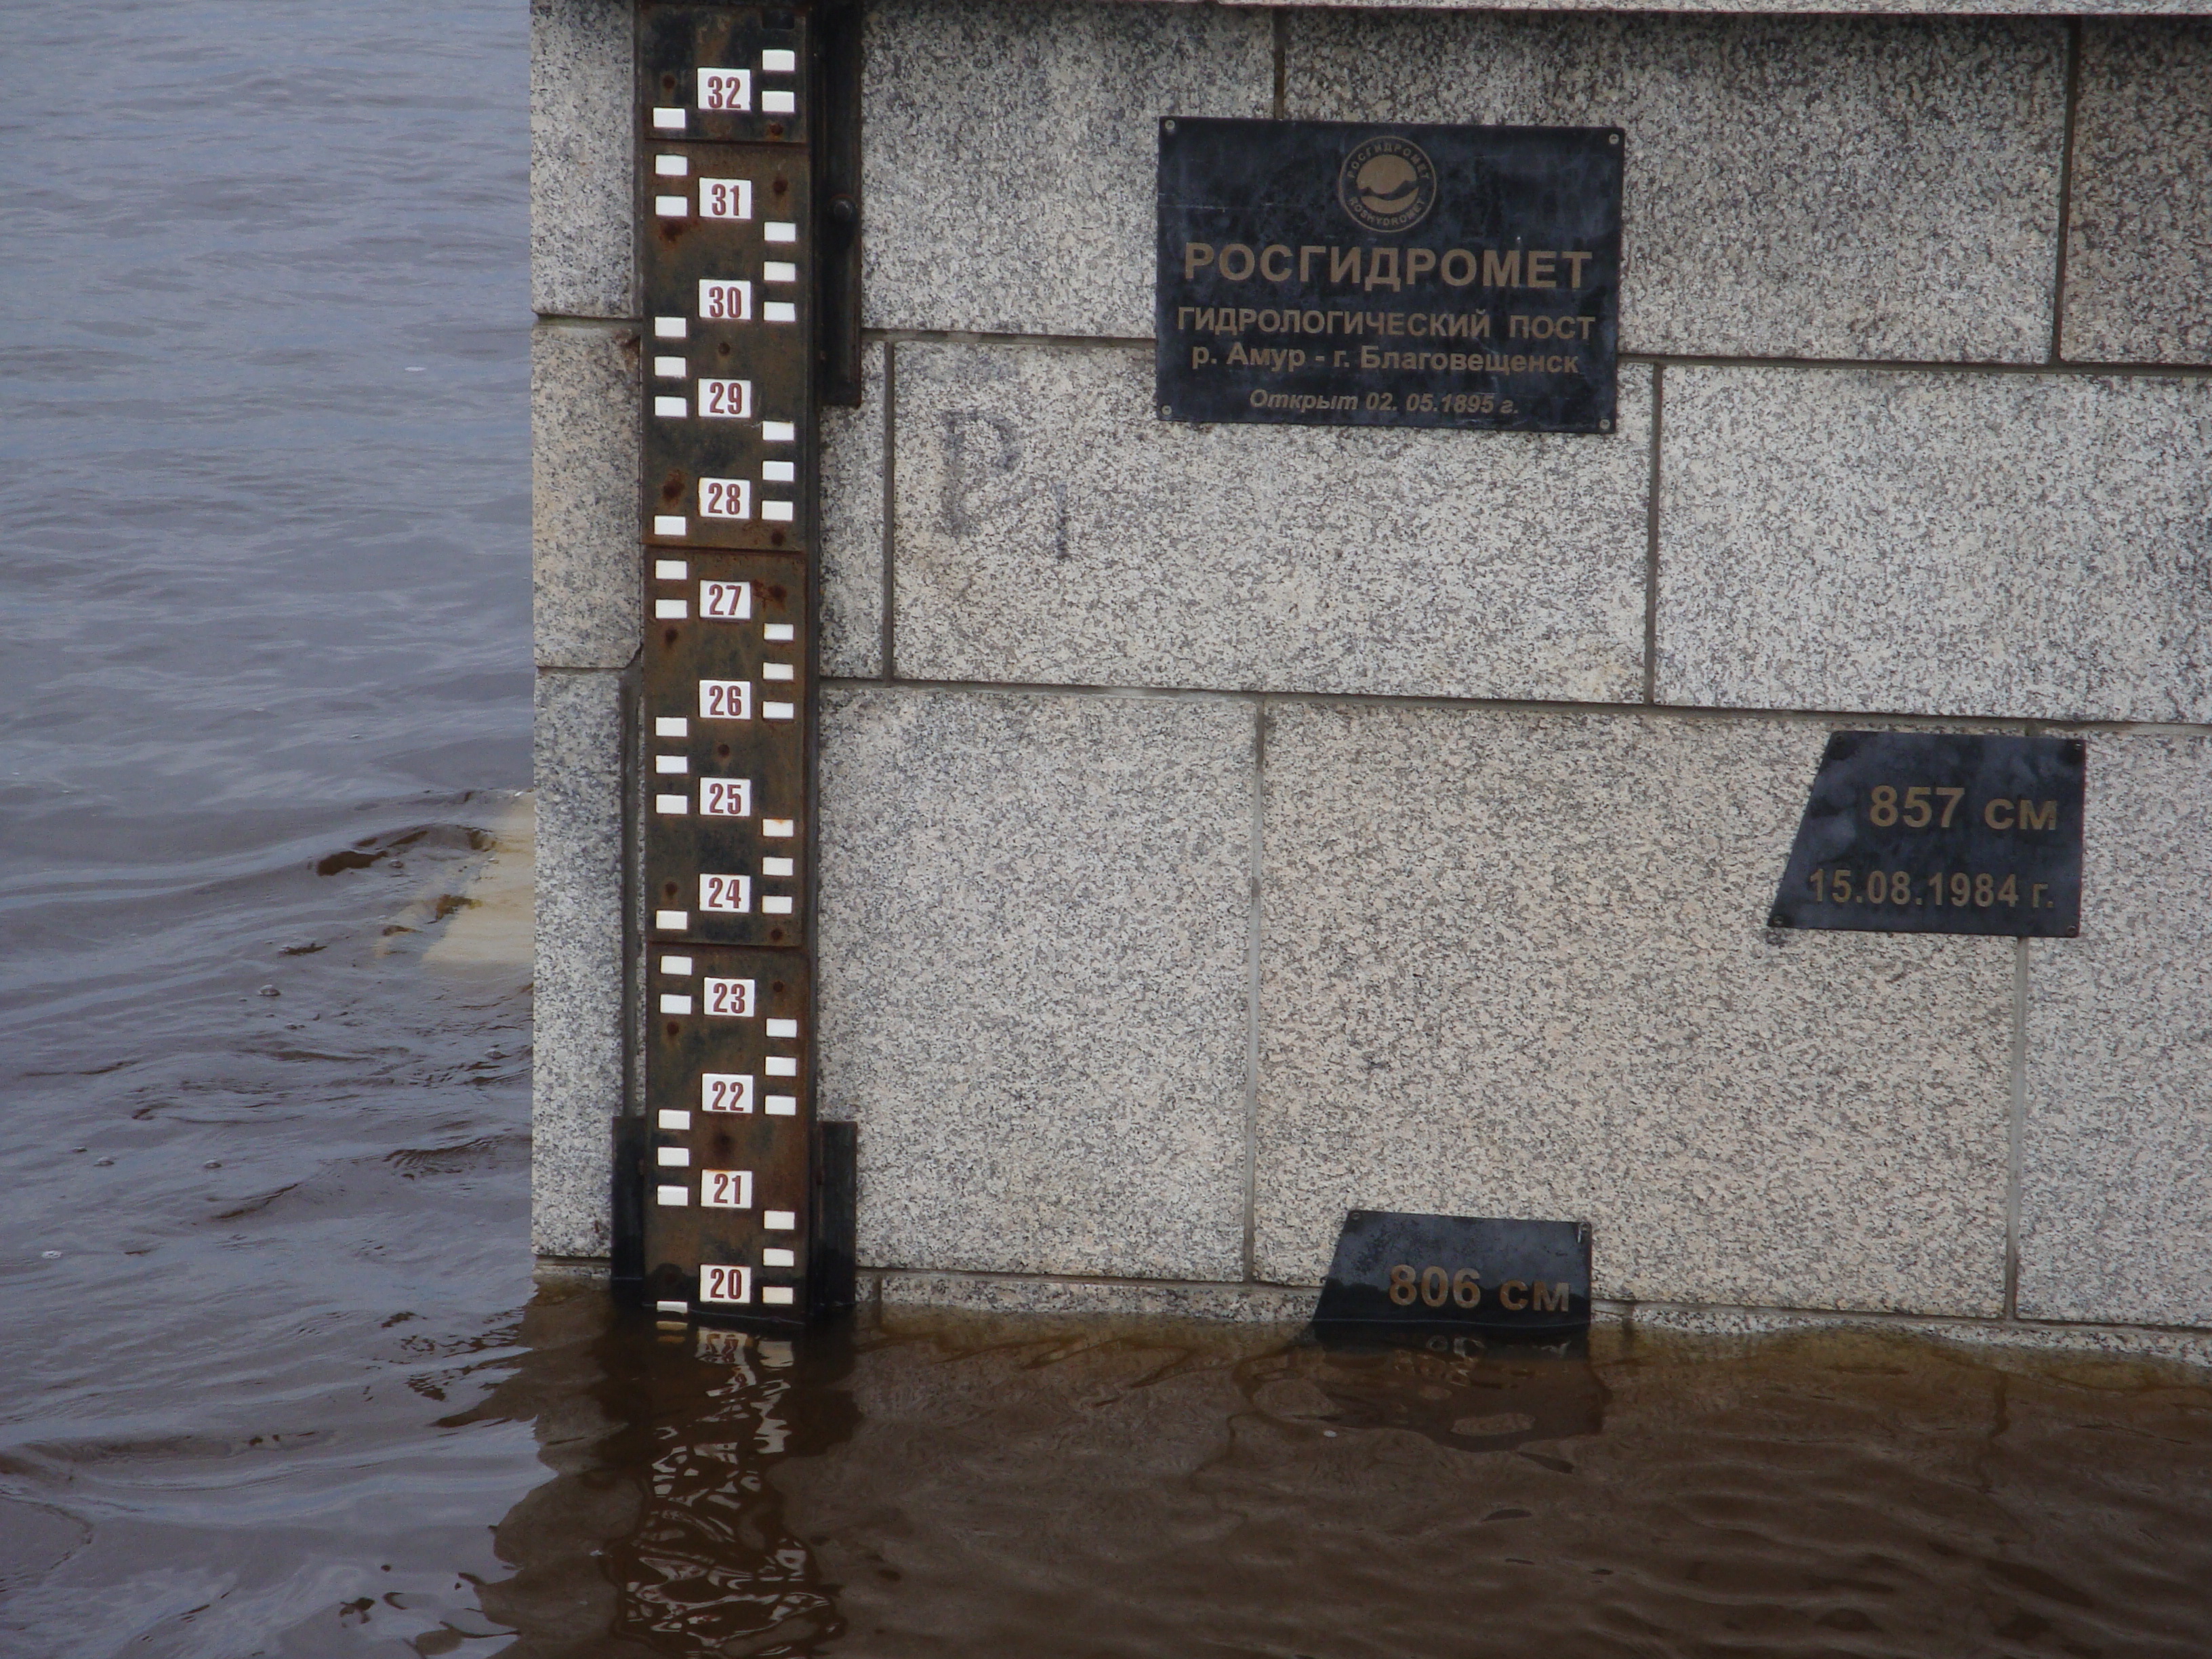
533, 0, 2212, 1336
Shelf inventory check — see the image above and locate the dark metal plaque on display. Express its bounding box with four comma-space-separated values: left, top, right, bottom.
639, 945, 815, 1325
1768, 733, 2086, 938
1311, 1211, 1592, 1335
1156, 119, 1621, 433
642, 552, 811, 951
639, 3, 811, 150
639, 140, 814, 550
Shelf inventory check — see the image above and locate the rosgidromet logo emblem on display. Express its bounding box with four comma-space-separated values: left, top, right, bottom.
1338, 136, 1437, 234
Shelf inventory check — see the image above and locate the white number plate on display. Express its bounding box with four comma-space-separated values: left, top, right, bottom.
699, 477, 751, 519
703, 1071, 754, 1113
700, 1264, 752, 1304
700, 873, 752, 912
697, 68, 751, 111
704, 977, 755, 1018
698, 379, 752, 419
702, 1169, 754, 1209
700, 777, 752, 817
699, 178, 752, 220
699, 279, 752, 321
700, 579, 750, 619
699, 678, 752, 720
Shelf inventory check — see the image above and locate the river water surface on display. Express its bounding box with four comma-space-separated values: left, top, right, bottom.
5, 3, 2212, 1656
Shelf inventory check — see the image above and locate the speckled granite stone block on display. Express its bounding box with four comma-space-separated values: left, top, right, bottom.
531, 0, 632, 319
1656, 365, 2212, 722
861, 0, 1272, 336
1254, 703, 2014, 1314
533, 670, 626, 1259
2020, 735, 2212, 1327
821, 342, 886, 678
533, 323, 640, 670
817, 687, 1254, 1282
1235, 0, 2192, 12
2062, 23, 2212, 365
1285, 13, 2065, 363
893, 343, 1650, 701
876, 1272, 1315, 1325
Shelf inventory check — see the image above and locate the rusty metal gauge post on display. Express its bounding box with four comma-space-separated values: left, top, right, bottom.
615, 0, 859, 1327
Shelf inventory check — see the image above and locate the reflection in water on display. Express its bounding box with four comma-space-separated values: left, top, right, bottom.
472, 1282, 856, 1658
609, 1329, 846, 1652
470, 1284, 2212, 1658
1253, 1331, 1608, 1454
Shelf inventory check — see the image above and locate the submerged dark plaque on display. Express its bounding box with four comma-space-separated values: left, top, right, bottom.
1155, 119, 1621, 433
1311, 1211, 1591, 1334
1769, 733, 2085, 938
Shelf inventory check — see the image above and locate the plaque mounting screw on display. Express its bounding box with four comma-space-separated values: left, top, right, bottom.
1163, 119, 1176, 134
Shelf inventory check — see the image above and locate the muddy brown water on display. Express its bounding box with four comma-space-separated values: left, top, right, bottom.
7, 1, 2212, 1654
466, 1297, 2212, 1659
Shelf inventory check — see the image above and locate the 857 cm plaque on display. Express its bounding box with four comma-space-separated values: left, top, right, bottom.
1769, 733, 2085, 938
